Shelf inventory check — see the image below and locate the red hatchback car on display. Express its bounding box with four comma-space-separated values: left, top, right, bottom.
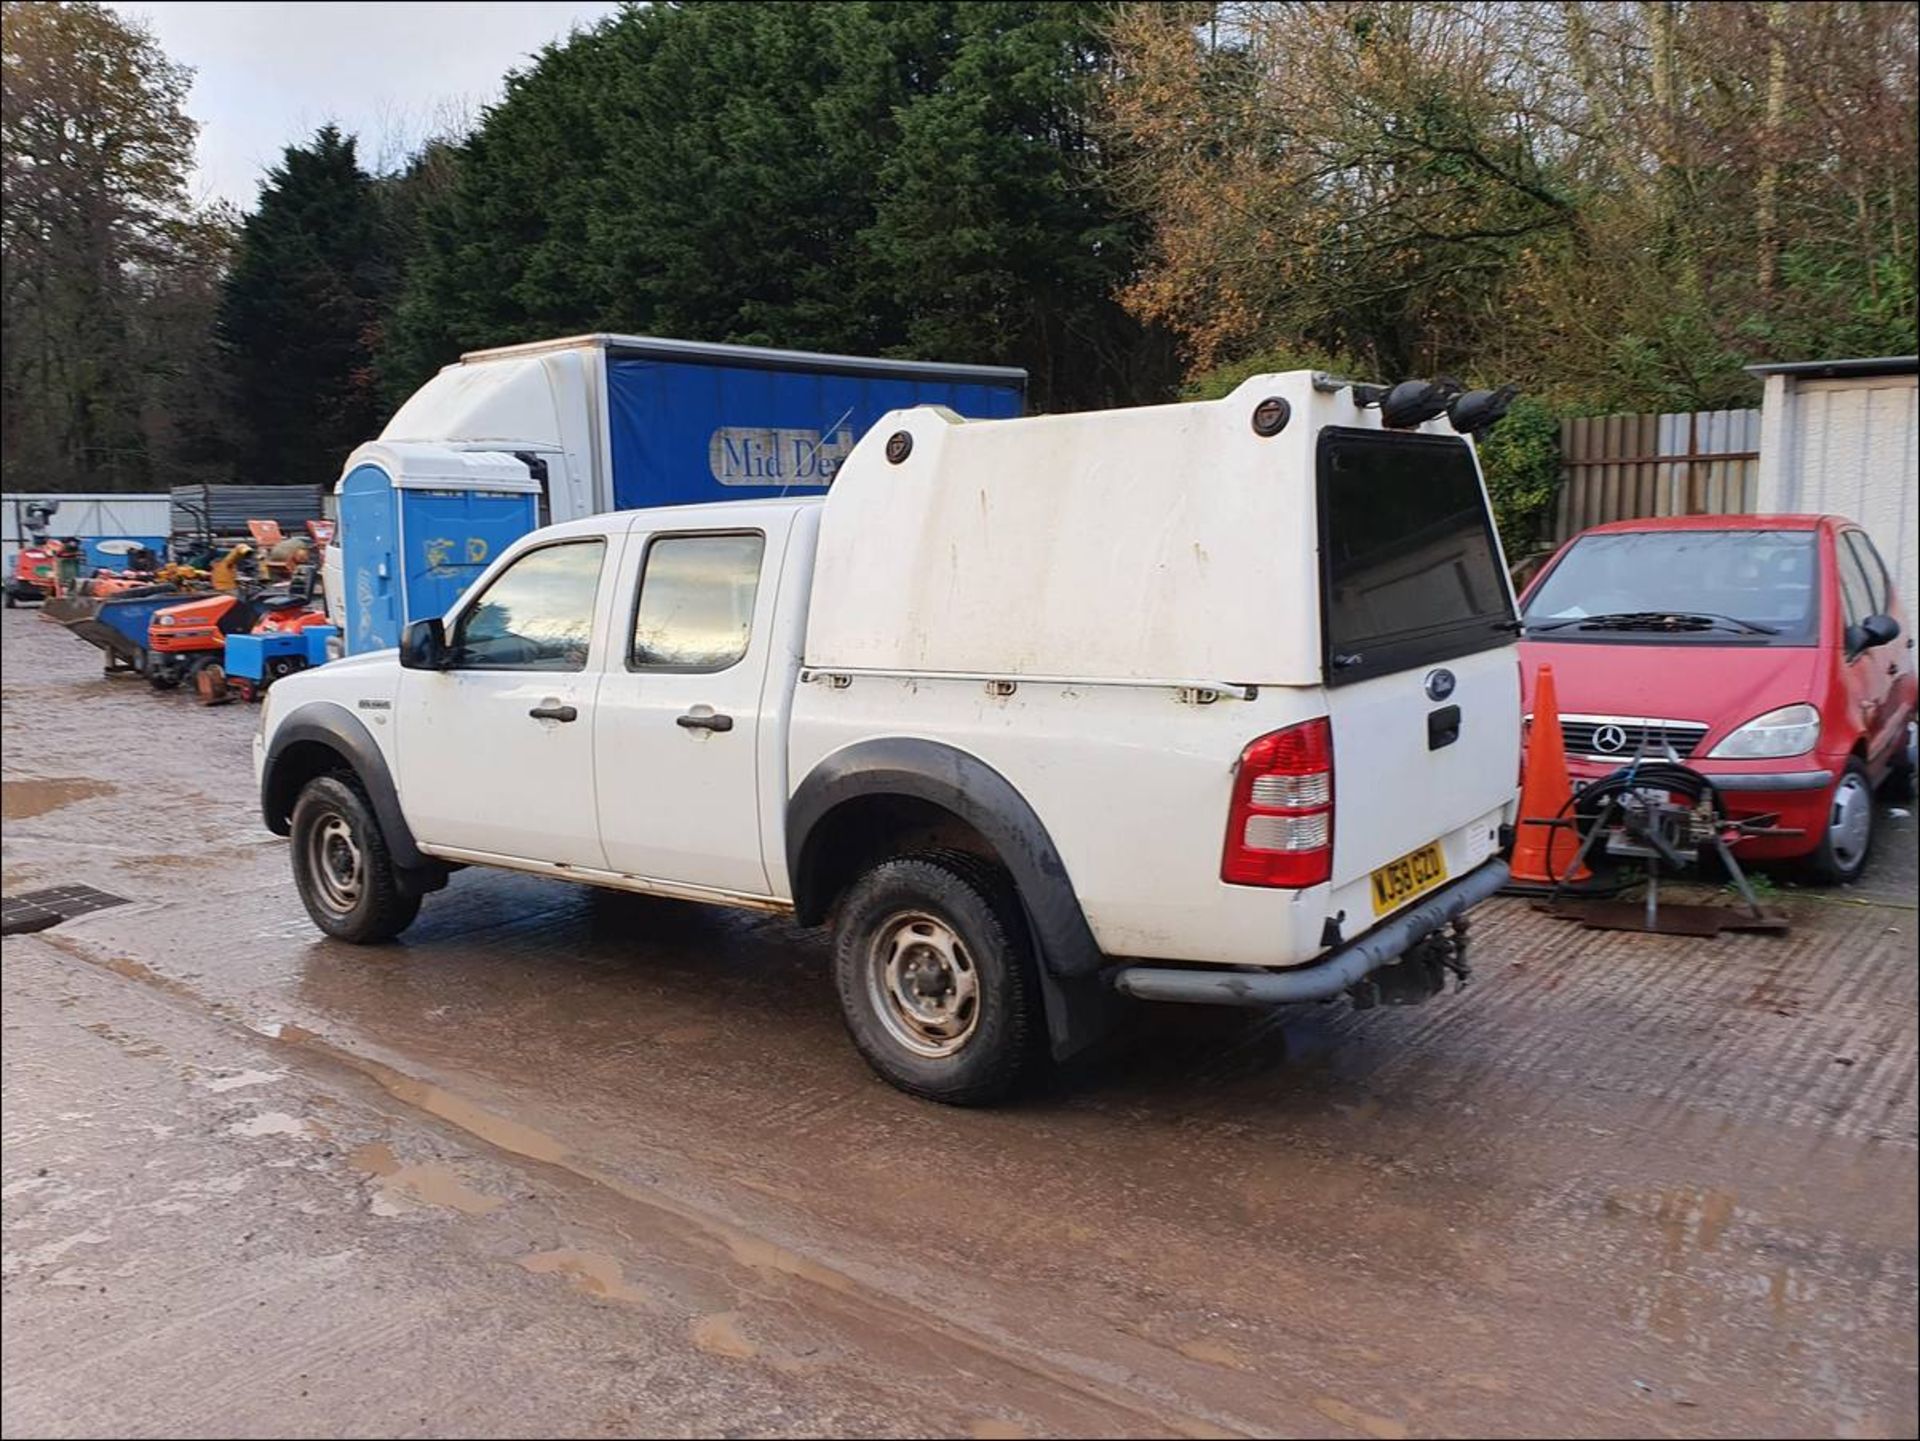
1518, 515, 1917, 883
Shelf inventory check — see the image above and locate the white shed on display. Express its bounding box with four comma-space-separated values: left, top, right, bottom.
1, 492, 173, 573
1750, 355, 1919, 616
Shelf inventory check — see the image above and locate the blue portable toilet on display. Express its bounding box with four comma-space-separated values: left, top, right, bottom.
334, 443, 541, 654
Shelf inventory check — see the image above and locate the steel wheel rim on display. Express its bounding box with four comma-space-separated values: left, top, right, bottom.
1828, 772, 1872, 870
866, 910, 981, 1059
308, 811, 363, 913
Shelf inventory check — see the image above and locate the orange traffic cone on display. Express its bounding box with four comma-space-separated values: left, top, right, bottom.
1510, 663, 1590, 885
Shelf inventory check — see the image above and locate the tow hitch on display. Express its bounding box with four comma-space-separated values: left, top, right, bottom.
1349, 916, 1473, 1009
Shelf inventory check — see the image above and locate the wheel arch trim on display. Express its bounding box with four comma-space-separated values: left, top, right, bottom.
262, 702, 426, 870
786, 737, 1103, 980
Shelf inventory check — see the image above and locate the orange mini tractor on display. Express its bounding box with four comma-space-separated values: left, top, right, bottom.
147, 573, 329, 697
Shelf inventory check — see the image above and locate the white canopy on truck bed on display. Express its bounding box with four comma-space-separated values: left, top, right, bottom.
805, 373, 1474, 688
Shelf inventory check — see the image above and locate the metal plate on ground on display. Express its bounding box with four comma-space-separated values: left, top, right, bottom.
1, 885, 131, 936
1537, 899, 1790, 936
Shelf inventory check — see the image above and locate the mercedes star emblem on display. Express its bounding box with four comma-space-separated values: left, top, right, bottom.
1592, 723, 1629, 753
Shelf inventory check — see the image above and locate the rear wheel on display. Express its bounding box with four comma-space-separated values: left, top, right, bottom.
832, 853, 1043, 1106
1805, 758, 1875, 885
289, 775, 420, 942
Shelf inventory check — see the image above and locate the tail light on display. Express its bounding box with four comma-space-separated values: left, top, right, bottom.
1222, 717, 1334, 887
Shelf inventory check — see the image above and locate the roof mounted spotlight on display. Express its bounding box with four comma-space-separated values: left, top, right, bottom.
1448, 384, 1519, 436
1379, 378, 1459, 428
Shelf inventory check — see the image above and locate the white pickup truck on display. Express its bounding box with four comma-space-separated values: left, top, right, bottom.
257, 372, 1522, 1103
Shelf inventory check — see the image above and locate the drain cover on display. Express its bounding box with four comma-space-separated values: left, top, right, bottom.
1, 885, 131, 936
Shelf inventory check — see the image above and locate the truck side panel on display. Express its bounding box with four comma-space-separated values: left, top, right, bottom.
787, 679, 1337, 967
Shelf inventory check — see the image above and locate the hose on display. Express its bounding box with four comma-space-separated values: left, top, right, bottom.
1544, 761, 1726, 884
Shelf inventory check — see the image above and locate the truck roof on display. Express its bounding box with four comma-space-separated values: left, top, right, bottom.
459, 332, 1028, 387
533, 495, 825, 543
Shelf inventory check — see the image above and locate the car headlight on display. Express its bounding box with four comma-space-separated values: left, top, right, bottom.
156, 615, 177, 626
1707, 703, 1821, 760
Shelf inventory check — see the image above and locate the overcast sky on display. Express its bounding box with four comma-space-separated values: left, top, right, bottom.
108, 1, 622, 210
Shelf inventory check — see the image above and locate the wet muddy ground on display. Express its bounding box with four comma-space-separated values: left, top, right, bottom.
3, 604, 1916, 1438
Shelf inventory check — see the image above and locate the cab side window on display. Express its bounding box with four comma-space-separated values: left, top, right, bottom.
1842, 531, 1892, 616
452, 539, 606, 671
1835, 537, 1876, 625
629, 532, 765, 671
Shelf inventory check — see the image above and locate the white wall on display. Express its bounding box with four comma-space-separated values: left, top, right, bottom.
1, 493, 172, 569
1756, 372, 1919, 615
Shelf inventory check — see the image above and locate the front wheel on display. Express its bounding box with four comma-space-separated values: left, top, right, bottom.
289, 775, 421, 942
1804, 758, 1875, 885
832, 853, 1043, 1106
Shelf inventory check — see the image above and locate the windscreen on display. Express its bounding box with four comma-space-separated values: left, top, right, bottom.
1523, 530, 1817, 642
1317, 428, 1514, 685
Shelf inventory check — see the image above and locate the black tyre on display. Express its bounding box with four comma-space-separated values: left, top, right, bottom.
1804, 757, 1875, 885
832, 852, 1043, 1106
289, 775, 421, 942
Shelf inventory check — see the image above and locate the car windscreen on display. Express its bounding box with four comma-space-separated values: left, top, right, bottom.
1522, 530, 1818, 642
1317, 427, 1514, 685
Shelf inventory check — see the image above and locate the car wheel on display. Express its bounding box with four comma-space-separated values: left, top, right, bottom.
1805, 758, 1875, 885
832, 852, 1044, 1106
289, 774, 421, 943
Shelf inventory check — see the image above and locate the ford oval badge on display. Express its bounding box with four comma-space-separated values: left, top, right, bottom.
1424, 668, 1456, 702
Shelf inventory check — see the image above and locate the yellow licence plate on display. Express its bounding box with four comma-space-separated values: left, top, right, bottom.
1370, 842, 1449, 916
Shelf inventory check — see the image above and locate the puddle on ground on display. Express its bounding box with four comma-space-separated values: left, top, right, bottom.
2, 777, 116, 821
228, 1112, 309, 1139
690, 1310, 758, 1359
518, 1249, 652, 1304
348, 1141, 504, 1215
1174, 1336, 1251, 1371
1311, 1394, 1409, 1440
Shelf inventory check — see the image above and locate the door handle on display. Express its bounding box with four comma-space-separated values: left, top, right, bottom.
528, 702, 577, 722
1427, 704, 1461, 750
676, 710, 734, 733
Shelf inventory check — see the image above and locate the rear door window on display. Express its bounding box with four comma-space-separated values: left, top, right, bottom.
1317, 428, 1514, 685
629, 532, 765, 671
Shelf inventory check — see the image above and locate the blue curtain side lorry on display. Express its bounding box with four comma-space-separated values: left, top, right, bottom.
328, 334, 1026, 653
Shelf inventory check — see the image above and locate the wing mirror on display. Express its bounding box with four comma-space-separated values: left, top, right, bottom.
400, 617, 451, 670
1848, 613, 1902, 653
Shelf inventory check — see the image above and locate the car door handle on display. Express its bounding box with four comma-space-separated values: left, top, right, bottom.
676, 710, 733, 733
1427, 704, 1461, 750
528, 703, 577, 722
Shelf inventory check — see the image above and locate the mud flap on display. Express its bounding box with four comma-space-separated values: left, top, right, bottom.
1036, 965, 1123, 1064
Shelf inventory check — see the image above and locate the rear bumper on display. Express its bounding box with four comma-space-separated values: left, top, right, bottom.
1108, 857, 1509, 1007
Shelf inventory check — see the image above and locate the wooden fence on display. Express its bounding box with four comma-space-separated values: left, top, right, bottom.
1552, 407, 1761, 543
